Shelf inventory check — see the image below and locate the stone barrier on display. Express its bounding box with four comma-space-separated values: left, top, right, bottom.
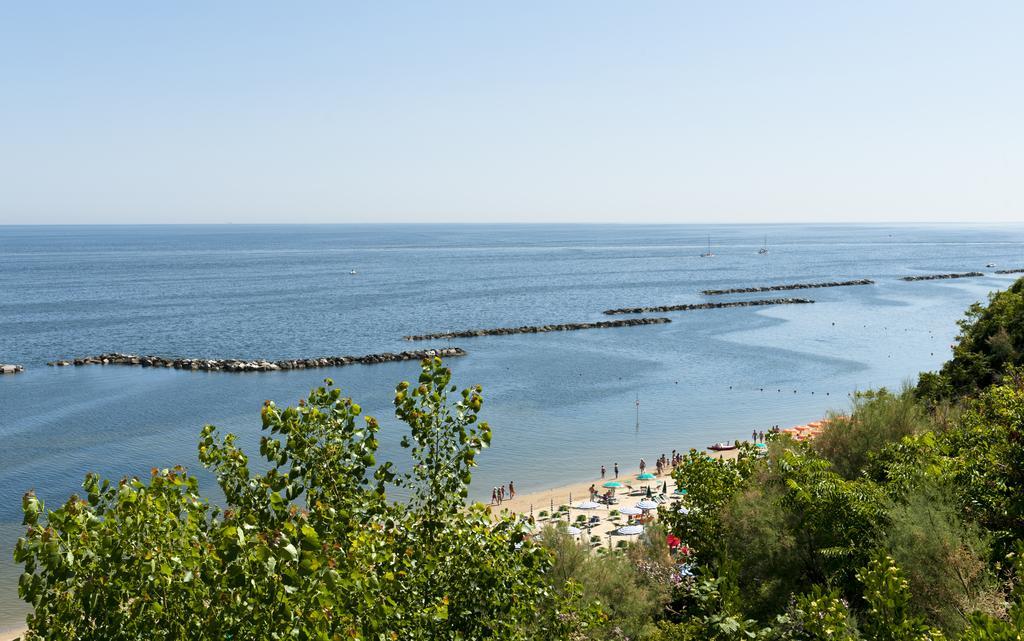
47, 348, 467, 372
900, 272, 984, 281
403, 317, 671, 341
602, 298, 814, 316
702, 279, 873, 296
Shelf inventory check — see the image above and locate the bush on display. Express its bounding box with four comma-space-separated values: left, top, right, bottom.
883, 481, 1001, 632
815, 386, 934, 479
918, 277, 1024, 403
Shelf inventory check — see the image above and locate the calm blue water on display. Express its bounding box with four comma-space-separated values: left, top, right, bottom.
1, 223, 1022, 629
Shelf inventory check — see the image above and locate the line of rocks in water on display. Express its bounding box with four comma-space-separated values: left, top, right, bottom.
602, 298, 814, 316
702, 279, 873, 296
900, 272, 984, 282
1, 364, 24, 375
45, 348, 467, 372
403, 317, 671, 341
995, 269, 1024, 274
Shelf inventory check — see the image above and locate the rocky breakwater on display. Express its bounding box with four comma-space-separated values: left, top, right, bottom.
995, 269, 1024, 275
47, 348, 467, 372
702, 279, 873, 296
1, 363, 24, 375
603, 298, 814, 315
403, 317, 671, 341
900, 272, 984, 282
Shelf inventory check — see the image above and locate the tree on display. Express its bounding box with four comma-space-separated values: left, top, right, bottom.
15, 358, 574, 640
815, 387, 935, 480
918, 277, 1024, 404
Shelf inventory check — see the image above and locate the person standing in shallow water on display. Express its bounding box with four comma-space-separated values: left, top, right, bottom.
614, 462, 619, 478
601, 465, 606, 479
508, 481, 515, 499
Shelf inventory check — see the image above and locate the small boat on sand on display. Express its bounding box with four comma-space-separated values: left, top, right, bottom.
707, 441, 737, 451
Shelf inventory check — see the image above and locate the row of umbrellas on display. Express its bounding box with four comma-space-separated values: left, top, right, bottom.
560, 474, 693, 539
558, 523, 646, 536
573, 498, 660, 511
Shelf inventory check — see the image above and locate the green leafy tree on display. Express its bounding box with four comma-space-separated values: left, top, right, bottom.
15, 358, 575, 640
856, 555, 944, 641
815, 387, 935, 480
773, 450, 890, 594
883, 481, 999, 632
917, 277, 1024, 403
778, 586, 858, 641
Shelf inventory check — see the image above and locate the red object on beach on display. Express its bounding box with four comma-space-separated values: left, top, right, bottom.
666, 534, 681, 549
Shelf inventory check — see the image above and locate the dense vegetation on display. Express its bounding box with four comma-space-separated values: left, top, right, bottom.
917, 277, 1024, 403
13, 278, 1024, 639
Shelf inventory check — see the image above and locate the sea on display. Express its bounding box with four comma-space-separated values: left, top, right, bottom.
1, 223, 1022, 630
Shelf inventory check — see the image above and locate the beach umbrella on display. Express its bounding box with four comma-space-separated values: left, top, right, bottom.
637, 472, 656, 480
564, 526, 581, 536
574, 500, 601, 510
636, 499, 658, 511
618, 506, 642, 516
673, 488, 688, 495
616, 525, 644, 536
602, 481, 623, 488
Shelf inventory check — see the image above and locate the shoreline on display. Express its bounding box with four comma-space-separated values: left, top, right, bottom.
486, 449, 743, 551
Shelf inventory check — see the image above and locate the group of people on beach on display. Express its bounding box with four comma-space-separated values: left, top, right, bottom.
491, 481, 516, 505
599, 451, 686, 481
752, 426, 785, 443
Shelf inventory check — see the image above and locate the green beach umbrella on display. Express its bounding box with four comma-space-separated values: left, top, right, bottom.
637, 472, 656, 480
674, 488, 688, 495
602, 481, 623, 488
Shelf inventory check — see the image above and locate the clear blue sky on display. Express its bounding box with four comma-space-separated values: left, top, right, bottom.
1, 2, 1021, 224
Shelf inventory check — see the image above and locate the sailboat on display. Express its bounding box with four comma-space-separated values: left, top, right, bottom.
699, 235, 714, 258
758, 235, 769, 255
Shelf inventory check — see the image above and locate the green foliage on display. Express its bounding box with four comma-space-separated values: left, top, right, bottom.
668, 450, 752, 561
856, 554, 943, 641
960, 543, 1024, 640
15, 358, 571, 641
773, 449, 890, 593
918, 277, 1024, 403
883, 481, 999, 632
780, 586, 858, 641
938, 381, 1024, 558
815, 387, 935, 479
715, 480, 802, 620
538, 525, 672, 640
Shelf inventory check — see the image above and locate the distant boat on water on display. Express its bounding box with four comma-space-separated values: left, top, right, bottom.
350, 269, 358, 275
699, 236, 714, 258
758, 236, 769, 255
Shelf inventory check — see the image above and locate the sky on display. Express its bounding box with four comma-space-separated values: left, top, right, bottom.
0, 2, 1021, 225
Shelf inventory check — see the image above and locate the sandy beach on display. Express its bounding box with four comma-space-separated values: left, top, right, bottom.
488, 448, 741, 549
